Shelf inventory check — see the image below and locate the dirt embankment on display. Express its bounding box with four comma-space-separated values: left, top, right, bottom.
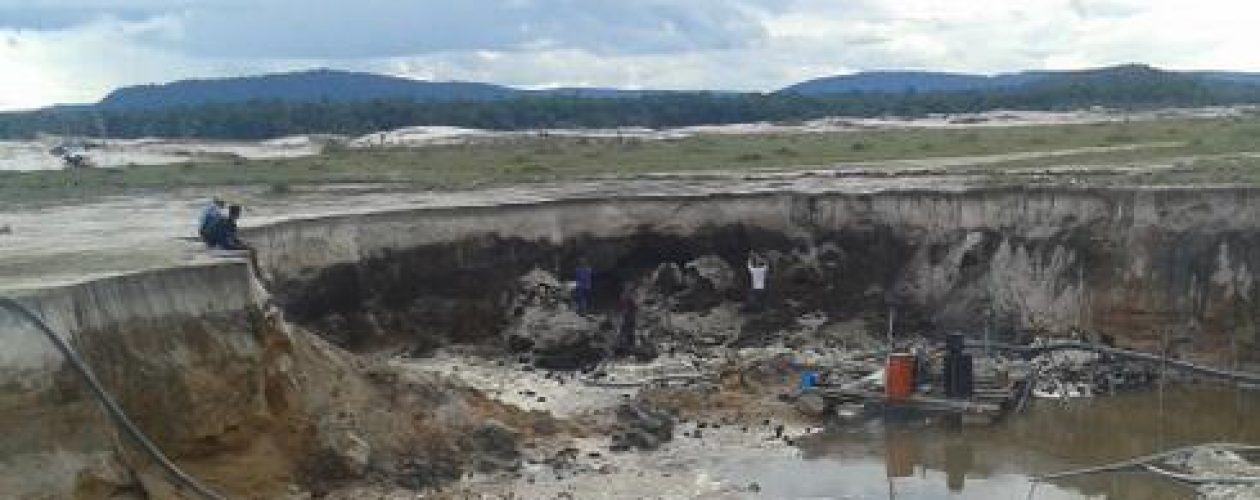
257, 188, 1260, 365
0, 262, 558, 499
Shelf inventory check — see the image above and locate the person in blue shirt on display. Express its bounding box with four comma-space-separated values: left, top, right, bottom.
574, 258, 593, 315
207, 205, 247, 251
198, 197, 225, 246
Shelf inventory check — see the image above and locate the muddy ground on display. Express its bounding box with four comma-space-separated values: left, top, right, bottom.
302, 346, 825, 500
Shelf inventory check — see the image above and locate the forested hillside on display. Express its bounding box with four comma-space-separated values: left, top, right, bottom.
3, 65, 1259, 140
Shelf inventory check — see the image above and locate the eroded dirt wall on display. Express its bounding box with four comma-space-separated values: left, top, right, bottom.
252, 188, 1260, 360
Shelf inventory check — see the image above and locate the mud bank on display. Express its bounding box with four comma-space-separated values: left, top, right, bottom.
0, 262, 550, 499
9, 184, 1260, 498
252, 187, 1260, 360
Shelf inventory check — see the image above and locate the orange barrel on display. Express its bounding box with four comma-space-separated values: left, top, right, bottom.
885, 353, 916, 401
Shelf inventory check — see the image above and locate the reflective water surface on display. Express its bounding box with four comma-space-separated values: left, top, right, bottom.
719, 384, 1260, 499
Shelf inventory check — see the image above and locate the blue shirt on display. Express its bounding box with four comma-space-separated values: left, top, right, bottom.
199, 203, 222, 231
576, 266, 593, 290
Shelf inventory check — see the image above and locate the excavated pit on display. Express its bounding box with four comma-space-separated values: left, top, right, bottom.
258, 188, 1260, 363
8, 185, 1260, 498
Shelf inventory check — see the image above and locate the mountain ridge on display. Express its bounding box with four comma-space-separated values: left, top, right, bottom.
89, 64, 1260, 110
8, 64, 1260, 140
778, 64, 1260, 95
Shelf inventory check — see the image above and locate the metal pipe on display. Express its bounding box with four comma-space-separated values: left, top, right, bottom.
0, 297, 228, 500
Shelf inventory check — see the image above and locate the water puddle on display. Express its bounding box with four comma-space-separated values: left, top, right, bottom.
719, 384, 1260, 499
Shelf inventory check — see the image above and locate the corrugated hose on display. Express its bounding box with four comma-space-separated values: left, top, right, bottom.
0, 297, 228, 500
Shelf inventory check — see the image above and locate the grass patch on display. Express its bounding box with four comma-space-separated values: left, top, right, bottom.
6, 115, 1260, 206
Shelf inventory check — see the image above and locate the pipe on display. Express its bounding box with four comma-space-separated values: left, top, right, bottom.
966, 340, 1260, 386
1036, 443, 1260, 482
0, 297, 228, 500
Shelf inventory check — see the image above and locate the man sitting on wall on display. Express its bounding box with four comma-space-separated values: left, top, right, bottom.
206, 205, 248, 251
198, 197, 226, 246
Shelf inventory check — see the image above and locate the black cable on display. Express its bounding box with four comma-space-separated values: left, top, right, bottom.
0, 297, 228, 499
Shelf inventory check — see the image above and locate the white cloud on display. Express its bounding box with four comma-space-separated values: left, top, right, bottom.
2, 0, 1260, 110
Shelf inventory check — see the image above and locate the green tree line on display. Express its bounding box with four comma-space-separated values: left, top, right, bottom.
3, 78, 1258, 140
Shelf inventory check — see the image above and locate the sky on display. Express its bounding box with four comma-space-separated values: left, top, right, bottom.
2, 0, 1260, 110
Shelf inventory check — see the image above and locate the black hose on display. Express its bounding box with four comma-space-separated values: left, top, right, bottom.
966, 340, 1260, 385
0, 297, 228, 500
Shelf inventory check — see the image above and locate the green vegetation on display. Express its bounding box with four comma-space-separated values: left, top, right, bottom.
5, 67, 1260, 141
6, 115, 1260, 206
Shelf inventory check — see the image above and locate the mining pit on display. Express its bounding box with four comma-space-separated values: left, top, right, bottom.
6, 184, 1260, 499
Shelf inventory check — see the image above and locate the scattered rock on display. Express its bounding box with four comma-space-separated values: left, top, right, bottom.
610, 402, 676, 452
465, 420, 521, 473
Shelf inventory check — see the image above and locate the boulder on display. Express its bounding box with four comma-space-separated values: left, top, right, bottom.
505, 306, 602, 369
610, 403, 675, 452
505, 270, 604, 369
465, 420, 521, 473
794, 393, 828, 417
673, 255, 737, 311
650, 263, 685, 294
314, 429, 372, 479
685, 255, 738, 294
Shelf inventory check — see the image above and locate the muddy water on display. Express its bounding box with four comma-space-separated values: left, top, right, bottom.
721, 384, 1260, 499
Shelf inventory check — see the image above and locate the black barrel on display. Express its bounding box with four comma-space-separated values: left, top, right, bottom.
944, 353, 974, 399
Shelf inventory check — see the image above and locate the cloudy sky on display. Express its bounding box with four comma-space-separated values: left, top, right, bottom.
2, 0, 1259, 110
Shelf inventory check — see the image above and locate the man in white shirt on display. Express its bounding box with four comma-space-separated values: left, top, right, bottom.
747, 251, 768, 311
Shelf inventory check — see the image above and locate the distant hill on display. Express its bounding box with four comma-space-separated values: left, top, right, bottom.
94, 65, 1260, 111
94, 69, 707, 110
7, 64, 1260, 141
1191, 71, 1260, 86
780, 64, 1260, 96
780, 70, 1041, 95
96, 69, 521, 110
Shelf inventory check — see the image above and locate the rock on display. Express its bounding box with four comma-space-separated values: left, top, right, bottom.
685, 255, 738, 293
504, 294, 602, 370
465, 420, 521, 473
673, 256, 736, 310
610, 402, 675, 452
794, 393, 828, 417
501, 267, 604, 367
318, 429, 372, 478
504, 269, 605, 369
73, 453, 138, 499
650, 263, 685, 293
